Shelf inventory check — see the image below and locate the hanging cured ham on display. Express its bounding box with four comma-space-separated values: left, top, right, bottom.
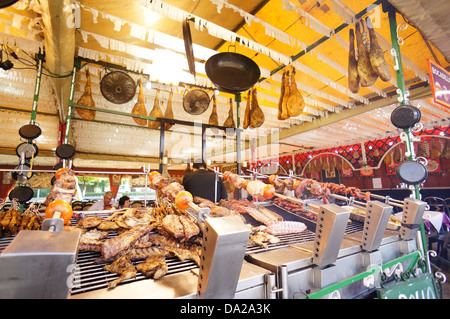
286, 66, 305, 117
348, 28, 360, 94
281, 69, 291, 119
249, 88, 264, 128
163, 90, 174, 130
148, 89, 163, 129
223, 98, 236, 129
208, 94, 219, 126
366, 17, 391, 82
131, 80, 148, 126
243, 89, 251, 129
355, 21, 378, 87
76, 69, 96, 121
278, 70, 289, 120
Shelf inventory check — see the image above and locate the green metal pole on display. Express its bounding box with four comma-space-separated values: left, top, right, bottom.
64, 66, 77, 144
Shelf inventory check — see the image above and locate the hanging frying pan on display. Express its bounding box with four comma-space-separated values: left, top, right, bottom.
390, 104, 421, 129
9, 185, 34, 203
182, 18, 196, 76
396, 160, 428, 185
100, 71, 137, 104
183, 89, 210, 115
56, 143, 75, 159
205, 50, 260, 93
15, 142, 39, 160
19, 123, 41, 140
12, 163, 33, 181
0, 0, 18, 9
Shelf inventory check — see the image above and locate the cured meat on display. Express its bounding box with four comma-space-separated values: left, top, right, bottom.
131, 80, 148, 126
246, 180, 267, 199
163, 90, 174, 130
286, 66, 305, 117
355, 21, 378, 87
101, 224, 153, 260
223, 98, 236, 128
366, 17, 391, 82
266, 221, 306, 235
76, 69, 96, 121
148, 89, 163, 129
208, 94, 219, 126
348, 28, 360, 94
278, 70, 289, 120
243, 89, 251, 129
249, 88, 264, 128
281, 69, 291, 119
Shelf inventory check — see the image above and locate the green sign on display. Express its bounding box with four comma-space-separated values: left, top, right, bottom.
376, 273, 438, 299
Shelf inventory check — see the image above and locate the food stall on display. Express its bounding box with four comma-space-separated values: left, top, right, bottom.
0, 0, 449, 299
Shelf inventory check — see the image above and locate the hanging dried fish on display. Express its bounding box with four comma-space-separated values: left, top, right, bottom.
348, 28, 360, 94
355, 21, 378, 87
278, 70, 289, 120
286, 66, 305, 117
131, 80, 148, 126
223, 98, 236, 129
76, 69, 96, 121
366, 17, 391, 82
243, 89, 251, 129
148, 89, 163, 129
163, 90, 174, 130
249, 88, 264, 128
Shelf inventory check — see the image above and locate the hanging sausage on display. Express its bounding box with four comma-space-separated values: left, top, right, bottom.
131, 80, 148, 126
76, 69, 96, 121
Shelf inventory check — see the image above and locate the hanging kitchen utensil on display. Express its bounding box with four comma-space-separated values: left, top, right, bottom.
182, 18, 195, 76
390, 103, 421, 129
205, 47, 260, 93
76, 68, 96, 120
396, 160, 428, 185
183, 89, 210, 115
100, 70, 136, 104
56, 143, 75, 159
9, 185, 34, 203
19, 123, 41, 140
15, 142, 38, 160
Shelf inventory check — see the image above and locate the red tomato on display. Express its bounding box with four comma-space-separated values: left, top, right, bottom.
242, 179, 250, 190
174, 191, 193, 210
55, 168, 67, 179
263, 184, 275, 199
268, 175, 277, 185
148, 171, 160, 182
293, 179, 301, 190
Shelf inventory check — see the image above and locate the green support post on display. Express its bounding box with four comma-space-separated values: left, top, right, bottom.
64, 65, 78, 144
29, 57, 43, 125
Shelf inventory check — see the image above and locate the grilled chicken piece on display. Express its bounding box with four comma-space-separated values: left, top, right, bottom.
77, 216, 103, 229
249, 88, 265, 128
366, 17, 391, 82
136, 256, 168, 279
103, 255, 137, 289
76, 69, 96, 121
286, 66, 305, 117
148, 89, 163, 129
348, 28, 360, 93
131, 80, 148, 126
355, 21, 378, 87
101, 224, 153, 260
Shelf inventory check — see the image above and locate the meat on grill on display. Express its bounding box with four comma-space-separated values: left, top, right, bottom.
101, 224, 153, 260
103, 255, 137, 289
161, 214, 200, 242
77, 216, 103, 229
136, 256, 168, 279
44, 168, 77, 206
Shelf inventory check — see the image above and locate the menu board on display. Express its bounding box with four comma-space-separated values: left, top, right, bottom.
427, 59, 450, 108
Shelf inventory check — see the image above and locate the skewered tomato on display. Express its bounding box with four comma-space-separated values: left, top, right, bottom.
263, 184, 275, 199
268, 175, 277, 185
174, 191, 193, 210
148, 171, 160, 182
45, 199, 73, 225
55, 167, 67, 179
293, 179, 301, 190
242, 179, 250, 190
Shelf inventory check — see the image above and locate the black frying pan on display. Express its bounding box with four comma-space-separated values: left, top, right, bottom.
396, 160, 428, 185
19, 124, 42, 140
56, 143, 75, 159
9, 185, 34, 203
390, 104, 421, 129
183, 18, 196, 76
205, 52, 260, 93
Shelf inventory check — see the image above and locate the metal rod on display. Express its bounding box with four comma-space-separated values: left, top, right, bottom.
29, 58, 42, 125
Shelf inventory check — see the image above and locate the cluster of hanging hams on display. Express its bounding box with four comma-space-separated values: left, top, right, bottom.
348, 17, 391, 94
278, 65, 305, 120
